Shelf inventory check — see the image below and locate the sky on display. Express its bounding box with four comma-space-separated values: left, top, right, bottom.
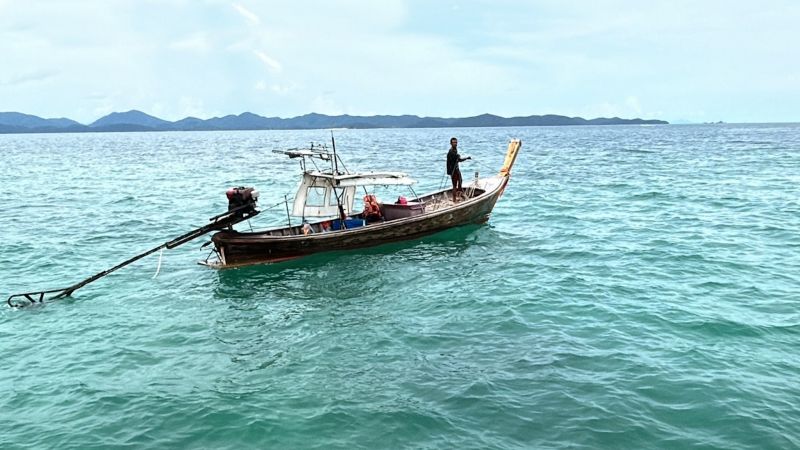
1, 0, 798, 124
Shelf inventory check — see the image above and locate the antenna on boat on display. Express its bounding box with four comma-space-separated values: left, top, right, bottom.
284, 194, 293, 233
329, 130, 348, 225
331, 130, 340, 175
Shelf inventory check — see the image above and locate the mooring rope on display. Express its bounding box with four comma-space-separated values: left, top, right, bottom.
262, 200, 288, 211
152, 248, 164, 279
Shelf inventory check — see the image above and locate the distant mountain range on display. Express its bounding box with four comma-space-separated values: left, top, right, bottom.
0, 110, 668, 134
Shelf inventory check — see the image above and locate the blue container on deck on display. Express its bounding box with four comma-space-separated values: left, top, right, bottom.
331, 218, 365, 230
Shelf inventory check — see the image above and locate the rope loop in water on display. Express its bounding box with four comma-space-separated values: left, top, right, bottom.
152, 248, 164, 279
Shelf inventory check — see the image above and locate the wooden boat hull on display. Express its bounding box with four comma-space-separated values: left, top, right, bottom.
210, 177, 508, 267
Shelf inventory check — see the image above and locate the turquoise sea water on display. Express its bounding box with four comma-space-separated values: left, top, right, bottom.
1, 124, 799, 449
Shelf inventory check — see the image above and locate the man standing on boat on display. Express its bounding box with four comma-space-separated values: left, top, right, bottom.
446, 137, 470, 202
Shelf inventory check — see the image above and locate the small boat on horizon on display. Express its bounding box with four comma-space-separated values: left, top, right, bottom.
204, 139, 522, 267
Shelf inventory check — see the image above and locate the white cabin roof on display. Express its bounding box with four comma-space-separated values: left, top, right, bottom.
310, 171, 416, 187
291, 171, 415, 217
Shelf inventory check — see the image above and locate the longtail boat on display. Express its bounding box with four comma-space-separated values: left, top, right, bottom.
205, 139, 521, 267
7, 138, 520, 307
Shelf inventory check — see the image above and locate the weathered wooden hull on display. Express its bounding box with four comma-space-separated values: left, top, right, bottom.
210, 177, 509, 267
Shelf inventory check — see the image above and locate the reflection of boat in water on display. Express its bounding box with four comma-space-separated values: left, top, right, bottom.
206, 139, 521, 268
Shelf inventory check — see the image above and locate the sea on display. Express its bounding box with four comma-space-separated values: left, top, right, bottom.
1, 124, 798, 449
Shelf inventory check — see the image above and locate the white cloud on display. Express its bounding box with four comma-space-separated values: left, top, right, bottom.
255, 80, 296, 95
231, 3, 260, 25
169, 33, 211, 53
178, 96, 208, 118
0, 69, 56, 86
310, 94, 343, 115
625, 96, 643, 116
271, 84, 295, 95
253, 50, 282, 73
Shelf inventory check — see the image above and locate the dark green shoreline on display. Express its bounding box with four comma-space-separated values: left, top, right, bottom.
0, 110, 667, 134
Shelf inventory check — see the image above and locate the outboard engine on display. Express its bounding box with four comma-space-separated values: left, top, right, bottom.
226, 186, 259, 215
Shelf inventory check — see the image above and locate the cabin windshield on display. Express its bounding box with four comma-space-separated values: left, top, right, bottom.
305, 187, 327, 207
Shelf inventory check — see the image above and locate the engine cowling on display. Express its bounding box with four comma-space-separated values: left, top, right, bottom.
226, 186, 259, 212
